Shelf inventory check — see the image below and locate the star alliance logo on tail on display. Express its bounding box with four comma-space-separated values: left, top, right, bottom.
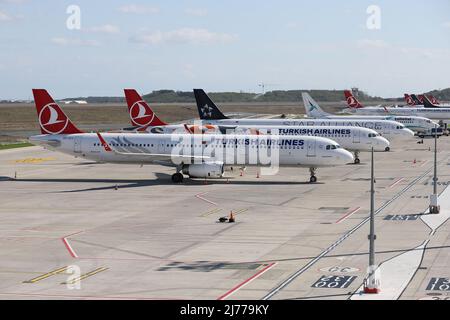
201, 104, 213, 117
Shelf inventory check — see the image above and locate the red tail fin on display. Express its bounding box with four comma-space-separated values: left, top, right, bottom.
124, 89, 167, 127
404, 94, 415, 106
344, 90, 363, 108
32, 89, 83, 135
429, 95, 440, 105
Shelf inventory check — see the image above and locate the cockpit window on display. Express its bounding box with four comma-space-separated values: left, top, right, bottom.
327, 145, 339, 150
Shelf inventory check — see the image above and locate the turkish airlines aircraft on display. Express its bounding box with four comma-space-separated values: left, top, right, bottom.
194, 89, 414, 141
29, 89, 354, 183
340, 91, 450, 121
122, 89, 390, 164
336, 92, 439, 131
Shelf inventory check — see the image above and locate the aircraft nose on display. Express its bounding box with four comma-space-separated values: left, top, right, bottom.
337, 149, 354, 164
403, 128, 415, 138
376, 136, 390, 151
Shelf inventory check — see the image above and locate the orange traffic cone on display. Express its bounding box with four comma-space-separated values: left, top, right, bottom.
229, 211, 235, 223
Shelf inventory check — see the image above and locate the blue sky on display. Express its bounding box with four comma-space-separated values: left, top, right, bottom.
1, 0, 449, 99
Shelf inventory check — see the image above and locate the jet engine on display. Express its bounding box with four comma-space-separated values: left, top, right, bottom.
182, 162, 224, 178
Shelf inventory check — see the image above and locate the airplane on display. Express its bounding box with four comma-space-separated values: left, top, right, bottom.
122, 89, 390, 164
339, 92, 440, 130
339, 91, 450, 121
28, 89, 354, 184
194, 89, 414, 141
404, 94, 419, 107
422, 94, 450, 108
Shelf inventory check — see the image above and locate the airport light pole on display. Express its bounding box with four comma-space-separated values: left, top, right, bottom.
364, 147, 380, 294
429, 124, 440, 214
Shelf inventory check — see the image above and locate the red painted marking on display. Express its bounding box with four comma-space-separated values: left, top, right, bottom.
61, 231, 83, 258
195, 192, 218, 206
389, 177, 405, 189
217, 262, 277, 300
96, 132, 112, 152
335, 207, 361, 224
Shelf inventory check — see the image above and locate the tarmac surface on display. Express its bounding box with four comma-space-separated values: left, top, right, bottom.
0, 138, 449, 300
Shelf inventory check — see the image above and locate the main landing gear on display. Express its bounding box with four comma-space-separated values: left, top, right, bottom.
309, 167, 317, 183
171, 173, 184, 183
172, 165, 184, 183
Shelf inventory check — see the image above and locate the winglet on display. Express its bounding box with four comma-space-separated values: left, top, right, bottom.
96, 132, 112, 152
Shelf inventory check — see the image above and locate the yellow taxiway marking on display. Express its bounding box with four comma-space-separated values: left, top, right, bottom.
233, 208, 249, 215
23, 266, 68, 283
200, 208, 222, 217
13, 157, 55, 164
61, 267, 108, 285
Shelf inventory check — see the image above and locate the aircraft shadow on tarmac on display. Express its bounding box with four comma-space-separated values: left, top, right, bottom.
7, 173, 320, 193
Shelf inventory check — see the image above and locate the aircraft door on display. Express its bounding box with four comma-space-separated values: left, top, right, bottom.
352, 129, 360, 144
307, 139, 316, 157
74, 137, 82, 153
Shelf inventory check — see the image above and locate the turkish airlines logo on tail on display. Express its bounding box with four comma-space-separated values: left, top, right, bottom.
38, 103, 69, 134
129, 100, 155, 126
406, 96, 414, 105
346, 96, 358, 108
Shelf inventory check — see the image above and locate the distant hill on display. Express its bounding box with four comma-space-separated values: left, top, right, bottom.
8, 87, 446, 104
143, 89, 385, 103
425, 88, 450, 102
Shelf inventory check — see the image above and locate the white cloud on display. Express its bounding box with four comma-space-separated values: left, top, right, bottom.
130, 28, 237, 45
51, 37, 100, 47
357, 39, 450, 60
185, 8, 208, 17
0, 10, 12, 21
88, 24, 120, 34
118, 4, 159, 14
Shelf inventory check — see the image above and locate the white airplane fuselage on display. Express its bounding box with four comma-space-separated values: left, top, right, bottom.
195, 119, 414, 141
142, 125, 390, 152
342, 107, 450, 122
29, 133, 354, 169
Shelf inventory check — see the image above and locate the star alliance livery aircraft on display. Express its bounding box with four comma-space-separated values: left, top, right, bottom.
194, 89, 414, 141
29, 89, 354, 183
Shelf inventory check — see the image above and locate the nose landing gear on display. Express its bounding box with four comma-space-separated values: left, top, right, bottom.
354, 151, 361, 164
309, 167, 317, 183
